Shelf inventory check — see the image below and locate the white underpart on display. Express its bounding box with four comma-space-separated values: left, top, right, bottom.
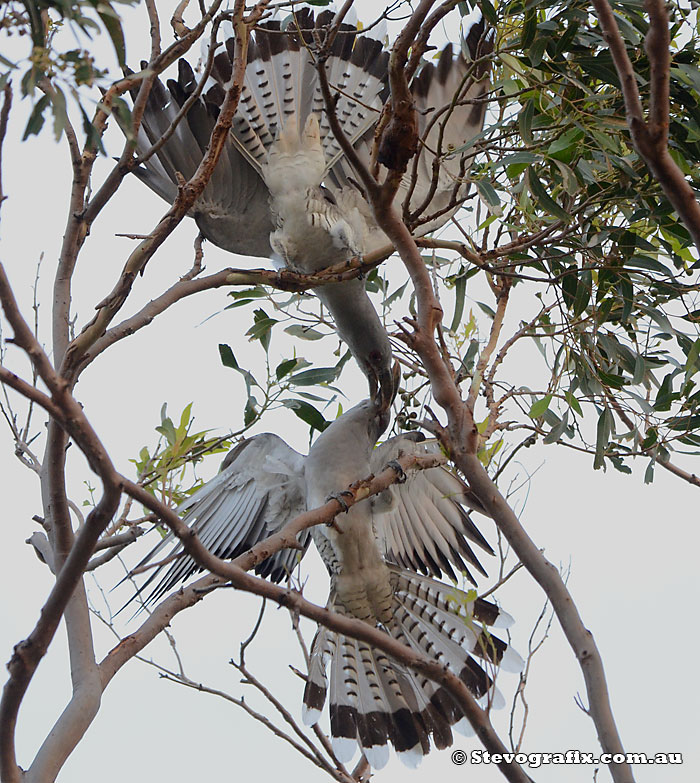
365, 16, 387, 44
462, 5, 483, 38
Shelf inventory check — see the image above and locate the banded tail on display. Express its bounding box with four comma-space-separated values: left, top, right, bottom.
302, 566, 522, 769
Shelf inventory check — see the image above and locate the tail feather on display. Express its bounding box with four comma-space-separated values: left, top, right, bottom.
302, 625, 335, 727
303, 569, 520, 768
329, 633, 362, 763
353, 639, 392, 769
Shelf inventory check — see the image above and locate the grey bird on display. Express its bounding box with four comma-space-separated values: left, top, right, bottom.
128, 395, 522, 768
128, 7, 492, 407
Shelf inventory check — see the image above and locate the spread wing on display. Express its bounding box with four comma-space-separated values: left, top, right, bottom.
131, 10, 388, 259
128, 433, 307, 607
369, 433, 493, 584
327, 8, 493, 253
130, 8, 491, 260
133, 59, 274, 258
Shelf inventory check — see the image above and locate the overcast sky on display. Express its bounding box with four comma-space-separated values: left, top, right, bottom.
0, 2, 697, 782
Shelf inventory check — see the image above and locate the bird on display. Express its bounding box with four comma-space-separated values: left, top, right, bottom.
127, 5, 492, 407
126, 392, 522, 769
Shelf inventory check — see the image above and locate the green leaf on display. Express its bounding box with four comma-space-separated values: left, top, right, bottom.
178, 402, 193, 433
219, 343, 239, 370
476, 301, 496, 319
499, 151, 538, 169
79, 103, 105, 155
632, 354, 645, 385
276, 359, 299, 380
480, 0, 497, 26
625, 255, 674, 276
597, 370, 626, 390
561, 266, 578, 309
564, 391, 583, 416
49, 86, 69, 141
282, 399, 329, 433
22, 95, 50, 140
110, 96, 133, 139
95, 1, 128, 67
547, 128, 584, 163
528, 36, 548, 67
450, 275, 466, 333
156, 417, 177, 447
594, 408, 612, 470
684, 338, 700, 381
521, 6, 537, 48
501, 150, 538, 178
519, 100, 535, 145
644, 459, 655, 484
529, 395, 552, 418
641, 427, 658, 449
527, 168, 571, 222
654, 372, 675, 411
246, 309, 278, 351
572, 269, 592, 318
284, 324, 325, 341
219, 344, 259, 394
543, 411, 569, 444
288, 367, 338, 386
476, 179, 501, 212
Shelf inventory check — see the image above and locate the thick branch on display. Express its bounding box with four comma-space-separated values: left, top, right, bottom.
0, 82, 12, 222
108, 465, 530, 783
358, 38, 637, 779
592, 0, 700, 253
62, 0, 264, 381
121, 452, 444, 578
0, 267, 123, 783
450, 452, 635, 783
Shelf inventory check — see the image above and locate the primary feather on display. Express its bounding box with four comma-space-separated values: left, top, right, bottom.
126, 398, 521, 768
128, 7, 492, 406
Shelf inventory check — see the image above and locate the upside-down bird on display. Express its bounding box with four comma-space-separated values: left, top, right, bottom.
128, 394, 522, 769
129, 6, 492, 406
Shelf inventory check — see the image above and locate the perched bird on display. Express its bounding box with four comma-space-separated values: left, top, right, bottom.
128, 395, 522, 769
129, 6, 492, 406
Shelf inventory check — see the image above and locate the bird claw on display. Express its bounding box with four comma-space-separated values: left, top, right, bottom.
326, 490, 354, 514
386, 460, 407, 483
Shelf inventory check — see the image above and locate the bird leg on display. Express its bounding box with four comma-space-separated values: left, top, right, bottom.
326, 489, 354, 515
385, 459, 407, 484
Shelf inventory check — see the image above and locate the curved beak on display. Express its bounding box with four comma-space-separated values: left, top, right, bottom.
369, 360, 400, 414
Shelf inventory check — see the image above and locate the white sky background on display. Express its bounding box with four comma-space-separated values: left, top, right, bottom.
0, 2, 698, 782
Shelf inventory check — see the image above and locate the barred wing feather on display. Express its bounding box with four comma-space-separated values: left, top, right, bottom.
130, 433, 307, 606
370, 434, 493, 583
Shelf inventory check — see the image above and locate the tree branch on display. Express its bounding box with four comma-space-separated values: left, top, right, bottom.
104, 474, 532, 783
0, 266, 123, 783
357, 22, 638, 776
592, 0, 700, 253
62, 0, 266, 382
0, 82, 12, 223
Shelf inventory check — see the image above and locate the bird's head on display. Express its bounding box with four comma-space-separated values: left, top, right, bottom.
366, 359, 400, 436
367, 356, 400, 415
